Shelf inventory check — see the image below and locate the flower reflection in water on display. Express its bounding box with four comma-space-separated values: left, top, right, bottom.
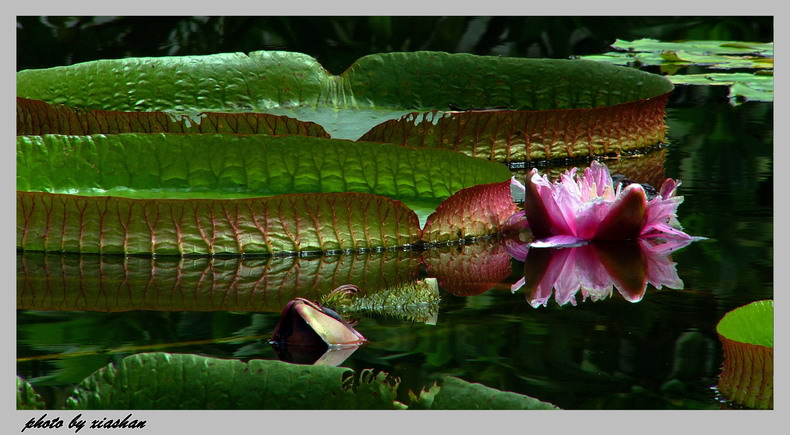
505, 234, 692, 307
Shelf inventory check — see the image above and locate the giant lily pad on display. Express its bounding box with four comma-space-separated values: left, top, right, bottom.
62, 352, 559, 410
17, 134, 508, 202
18, 51, 674, 160
64, 352, 403, 409
17, 190, 422, 255
716, 299, 773, 409
17, 134, 514, 255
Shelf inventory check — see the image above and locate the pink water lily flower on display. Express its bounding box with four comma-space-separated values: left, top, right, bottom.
508, 161, 694, 248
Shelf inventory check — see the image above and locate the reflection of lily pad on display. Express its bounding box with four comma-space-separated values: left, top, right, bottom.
716, 300, 773, 409
17, 252, 421, 313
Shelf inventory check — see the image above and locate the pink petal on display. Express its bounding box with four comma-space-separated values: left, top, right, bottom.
581, 160, 615, 200
593, 184, 647, 240
573, 199, 614, 239
659, 178, 682, 199
524, 170, 571, 238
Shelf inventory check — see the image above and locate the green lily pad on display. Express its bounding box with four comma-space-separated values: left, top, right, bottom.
17, 134, 509, 202
716, 300, 773, 409
63, 352, 559, 410
717, 299, 773, 348
17, 134, 515, 255
582, 38, 773, 70
17, 51, 673, 147
64, 352, 404, 409
613, 38, 773, 57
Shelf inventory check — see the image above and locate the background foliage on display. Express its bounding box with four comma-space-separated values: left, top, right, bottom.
17, 16, 773, 73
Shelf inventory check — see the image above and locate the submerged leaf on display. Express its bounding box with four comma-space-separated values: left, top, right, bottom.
64, 352, 403, 409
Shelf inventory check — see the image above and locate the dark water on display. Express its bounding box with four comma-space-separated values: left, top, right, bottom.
16, 87, 773, 410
